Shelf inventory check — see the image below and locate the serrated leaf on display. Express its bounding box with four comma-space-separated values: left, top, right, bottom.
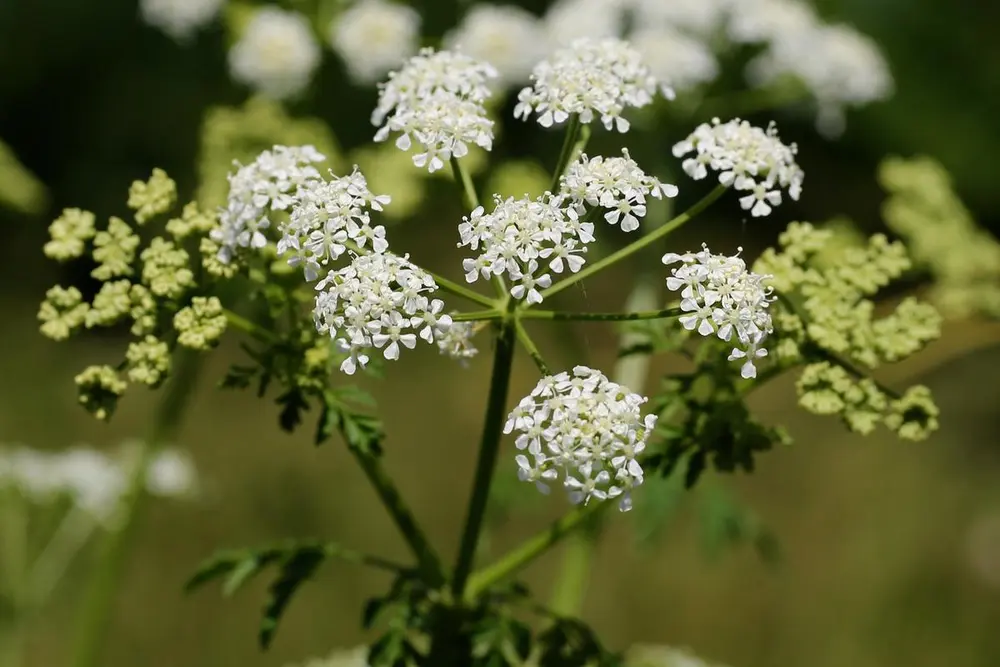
633, 461, 687, 549
219, 364, 258, 390
259, 546, 326, 649
222, 557, 264, 597
277, 388, 310, 433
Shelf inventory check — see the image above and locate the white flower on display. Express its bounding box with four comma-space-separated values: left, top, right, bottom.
630, 26, 719, 92
543, 0, 623, 46
630, 0, 732, 36
329, 0, 421, 84
503, 365, 655, 511
747, 23, 892, 137
444, 5, 548, 88
210, 145, 327, 263
52, 448, 126, 521
228, 8, 321, 100
372, 48, 498, 172
672, 117, 803, 216
277, 166, 393, 281
313, 252, 453, 374
662, 245, 774, 379
146, 448, 197, 498
458, 194, 591, 304
436, 320, 480, 365
726, 0, 818, 44
139, 0, 223, 41
514, 37, 668, 133
559, 149, 679, 232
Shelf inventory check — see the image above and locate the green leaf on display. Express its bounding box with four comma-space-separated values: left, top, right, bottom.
219, 364, 258, 390
276, 387, 310, 433
316, 388, 385, 454
259, 546, 326, 649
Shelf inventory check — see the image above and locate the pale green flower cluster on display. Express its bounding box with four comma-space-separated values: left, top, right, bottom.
879, 155, 1000, 318
38, 170, 227, 420
754, 221, 941, 440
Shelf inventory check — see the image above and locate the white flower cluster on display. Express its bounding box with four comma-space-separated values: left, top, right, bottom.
277, 167, 392, 281
313, 252, 453, 374
560, 149, 679, 232
228, 7, 321, 100
211, 145, 326, 262
435, 321, 480, 365
630, 26, 719, 93
504, 366, 655, 512
662, 245, 775, 379
0, 443, 196, 523
444, 5, 548, 88
139, 0, 223, 41
747, 23, 892, 136
329, 0, 421, 84
543, 0, 622, 47
672, 117, 804, 217
372, 48, 498, 172
458, 194, 593, 304
514, 37, 667, 133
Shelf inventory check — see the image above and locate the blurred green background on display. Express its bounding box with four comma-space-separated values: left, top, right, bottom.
3, 0, 1000, 666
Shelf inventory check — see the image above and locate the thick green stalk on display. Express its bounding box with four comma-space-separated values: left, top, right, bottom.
539, 184, 728, 300
519, 307, 683, 322
464, 499, 609, 600
71, 349, 203, 667
0, 488, 27, 667
451, 307, 518, 597
346, 447, 447, 587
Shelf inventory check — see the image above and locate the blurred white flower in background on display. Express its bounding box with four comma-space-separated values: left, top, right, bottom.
146, 448, 198, 498
630, 0, 731, 37
543, 0, 623, 46
726, 0, 818, 44
630, 26, 719, 93
228, 7, 321, 100
445, 4, 548, 88
139, 0, 224, 41
329, 0, 421, 84
282, 646, 370, 667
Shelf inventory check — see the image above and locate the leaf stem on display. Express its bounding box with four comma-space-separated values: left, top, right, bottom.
346, 447, 447, 587
71, 349, 203, 667
224, 308, 278, 344
450, 156, 480, 211
451, 310, 503, 322
464, 500, 609, 600
451, 304, 518, 597
550, 116, 590, 192
519, 307, 683, 322
538, 184, 728, 301
514, 320, 550, 376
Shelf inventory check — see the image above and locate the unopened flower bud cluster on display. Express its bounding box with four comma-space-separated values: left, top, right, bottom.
504, 366, 655, 512
672, 117, 803, 217
39, 170, 227, 420
879, 156, 1000, 319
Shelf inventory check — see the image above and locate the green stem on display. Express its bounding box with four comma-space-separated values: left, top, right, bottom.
450, 156, 480, 211
223, 308, 278, 344
346, 447, 447, 587
520, 307, 683, 322
550, 116, 589, 192
452, 308, 518, 597
28, 506, 96, 608
539, 184, 728, 301
70, 349, 203, 667
514, 320, 550, 376
464, 500, 609, 600
0, 488, 27, 667
451, 310, 503, 323
548, 526, 596, 616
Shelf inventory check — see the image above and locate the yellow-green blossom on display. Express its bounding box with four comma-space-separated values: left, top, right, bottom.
38, 286, 89, 340
198, 96, 343, 209
200, 237, 240, 278
485, 159, 549, 200
880, 156, 1000, 318
166, 201, 217, 239
797, 362, 887, 435
74, 365, 127, 421
128, 168, 177, 225
141, 237, 194, 299
174, 296, 227, 350
125, 336, 171, 387
43, 208, 96, 261
129, 284, 158, 336
86, 280, 133, 328
885, 385, 939, 441
92, 217, 139, 280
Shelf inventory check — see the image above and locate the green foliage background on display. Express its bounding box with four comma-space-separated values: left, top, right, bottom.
2, 0, 1000, 666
